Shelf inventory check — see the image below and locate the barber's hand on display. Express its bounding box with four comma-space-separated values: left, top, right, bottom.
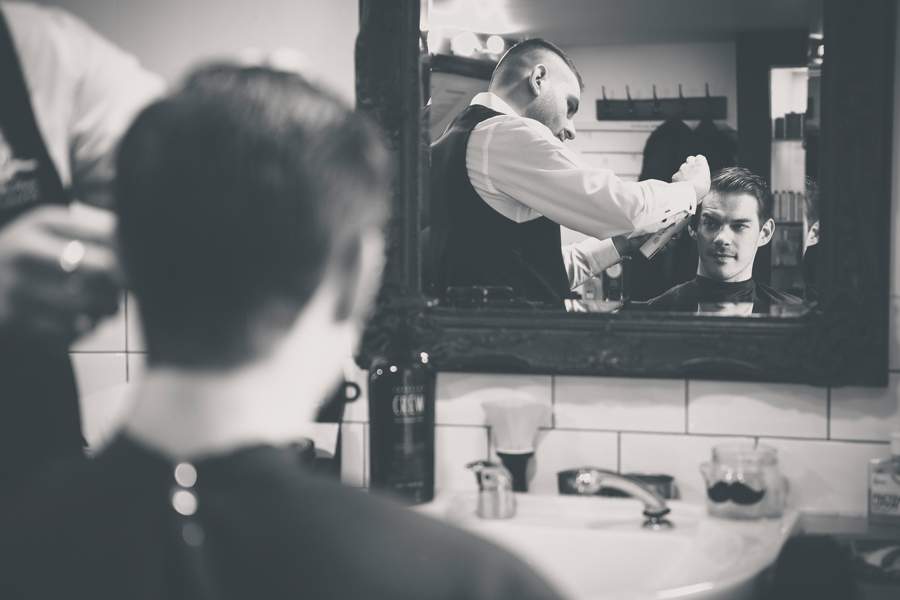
0, 203, 123, 346
672, 155, 710, 201
612, 230, 680, 258
612, 233, 654, 257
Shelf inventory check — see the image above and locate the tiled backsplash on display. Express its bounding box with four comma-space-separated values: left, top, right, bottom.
336, 370, 897, 515
72, 297, 900, 517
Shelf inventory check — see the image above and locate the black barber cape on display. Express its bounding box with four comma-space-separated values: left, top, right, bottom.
645, 275, 805, 313
0, 435, 564, 600
430, 105, 570, 309
0, 10, 84, 495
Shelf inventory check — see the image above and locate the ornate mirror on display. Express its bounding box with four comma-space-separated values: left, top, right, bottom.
356, 0, 895, 386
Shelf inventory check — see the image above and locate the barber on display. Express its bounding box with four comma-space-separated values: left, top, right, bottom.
0, 2, 162, 493
430, 38, 710, 308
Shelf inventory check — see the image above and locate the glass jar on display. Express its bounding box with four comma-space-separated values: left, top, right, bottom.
700, 443, 786, 519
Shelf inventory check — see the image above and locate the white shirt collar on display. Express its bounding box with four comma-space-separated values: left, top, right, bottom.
470, 92, 520, 117
470, 91, 565, 146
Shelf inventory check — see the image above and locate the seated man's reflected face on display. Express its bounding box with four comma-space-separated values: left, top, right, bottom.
691, 191, 774, 282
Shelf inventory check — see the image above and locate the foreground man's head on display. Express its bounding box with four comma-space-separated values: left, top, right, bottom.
116, 64, 389, 404
690, 166, 775, 283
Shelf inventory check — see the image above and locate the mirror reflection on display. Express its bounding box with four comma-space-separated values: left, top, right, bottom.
422, 0, 820, 317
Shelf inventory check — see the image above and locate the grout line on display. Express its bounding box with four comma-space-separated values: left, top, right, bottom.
826, 387, 832, 440
760, 435, 889, 445
124, 291, 129, 353
551, 427, 882, 444
124, 292, 130, 381
684, 379, 690, 434
550, 376, 556, 429
616, 432, 621, 474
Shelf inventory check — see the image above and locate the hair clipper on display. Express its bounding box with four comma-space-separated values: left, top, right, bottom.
638, 211, 692, 259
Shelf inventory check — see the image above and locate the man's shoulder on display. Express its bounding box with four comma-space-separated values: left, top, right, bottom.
646, 279, 698, 310
755, 281, 805, 304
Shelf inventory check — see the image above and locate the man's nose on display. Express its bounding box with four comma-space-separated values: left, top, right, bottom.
562, 119, 576, 141
713, 228, 731, 245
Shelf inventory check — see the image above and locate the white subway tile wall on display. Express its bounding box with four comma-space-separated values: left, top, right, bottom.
435, 425, 489, 493
688, 380, 827, 439
340, 422, 367, 488
831, 373, 900, 442
555, 376, 685, 433
125, 293, 145, 352
435, 372, 552, 427
71, 295, 127, 353
70, 352, 129, 450
760, 438, 887, 515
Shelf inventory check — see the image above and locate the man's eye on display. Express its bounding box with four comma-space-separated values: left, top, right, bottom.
733, 224, 748, 231
703, 220, 715, 227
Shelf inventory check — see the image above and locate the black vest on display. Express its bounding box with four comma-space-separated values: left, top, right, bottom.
0, 11, 84, 495
429, 105, 569, 309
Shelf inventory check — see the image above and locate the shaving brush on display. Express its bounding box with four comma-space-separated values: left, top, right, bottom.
482, 399, 550, 492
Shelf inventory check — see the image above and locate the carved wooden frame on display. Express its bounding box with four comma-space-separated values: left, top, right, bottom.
355, 0, 895, 386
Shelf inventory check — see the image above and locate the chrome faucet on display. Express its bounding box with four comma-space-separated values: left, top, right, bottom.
562, 467, 673, 529
467, 460, 516, 519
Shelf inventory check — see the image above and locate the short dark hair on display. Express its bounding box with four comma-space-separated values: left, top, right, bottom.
491, 38, 584, 91
116, 64, 390, 369
692, 166, 773, 228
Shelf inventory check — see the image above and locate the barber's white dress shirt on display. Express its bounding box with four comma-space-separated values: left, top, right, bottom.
2, 1, 165, 208
465, 92, 698, 290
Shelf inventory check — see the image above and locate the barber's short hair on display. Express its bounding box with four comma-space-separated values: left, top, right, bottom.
693, 166, 773, 228
116, 64, 390, 369
491, 38, 584, 91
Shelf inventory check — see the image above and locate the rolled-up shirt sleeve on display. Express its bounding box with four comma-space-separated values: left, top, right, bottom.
563, 237, 620, 290
468, 115, 698, 240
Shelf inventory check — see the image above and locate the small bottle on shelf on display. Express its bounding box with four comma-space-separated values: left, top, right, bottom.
869, 432, 900, 525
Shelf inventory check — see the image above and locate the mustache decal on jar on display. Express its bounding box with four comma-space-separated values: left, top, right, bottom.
706, 480, 767, 505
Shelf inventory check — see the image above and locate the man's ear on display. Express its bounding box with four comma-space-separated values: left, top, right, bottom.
757, 218, 775, 247
528, 64, 548, 97
330, 230, 385, 324
688, 223, 698, 241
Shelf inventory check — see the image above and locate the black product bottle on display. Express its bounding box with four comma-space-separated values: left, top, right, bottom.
368, 351, 435, 504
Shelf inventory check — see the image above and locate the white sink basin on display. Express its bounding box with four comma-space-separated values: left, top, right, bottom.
415, 493, 799, 600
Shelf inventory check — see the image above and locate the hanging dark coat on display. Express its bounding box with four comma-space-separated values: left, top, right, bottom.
630, 118, 694, 301
689, 116, 738, 172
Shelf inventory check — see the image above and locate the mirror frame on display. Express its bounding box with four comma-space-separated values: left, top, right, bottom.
355, 0, 895, 387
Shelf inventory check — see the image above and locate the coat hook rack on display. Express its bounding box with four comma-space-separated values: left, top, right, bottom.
601, 85, 612, 118
652, 85, 663, 117
595, 84, 727, 121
